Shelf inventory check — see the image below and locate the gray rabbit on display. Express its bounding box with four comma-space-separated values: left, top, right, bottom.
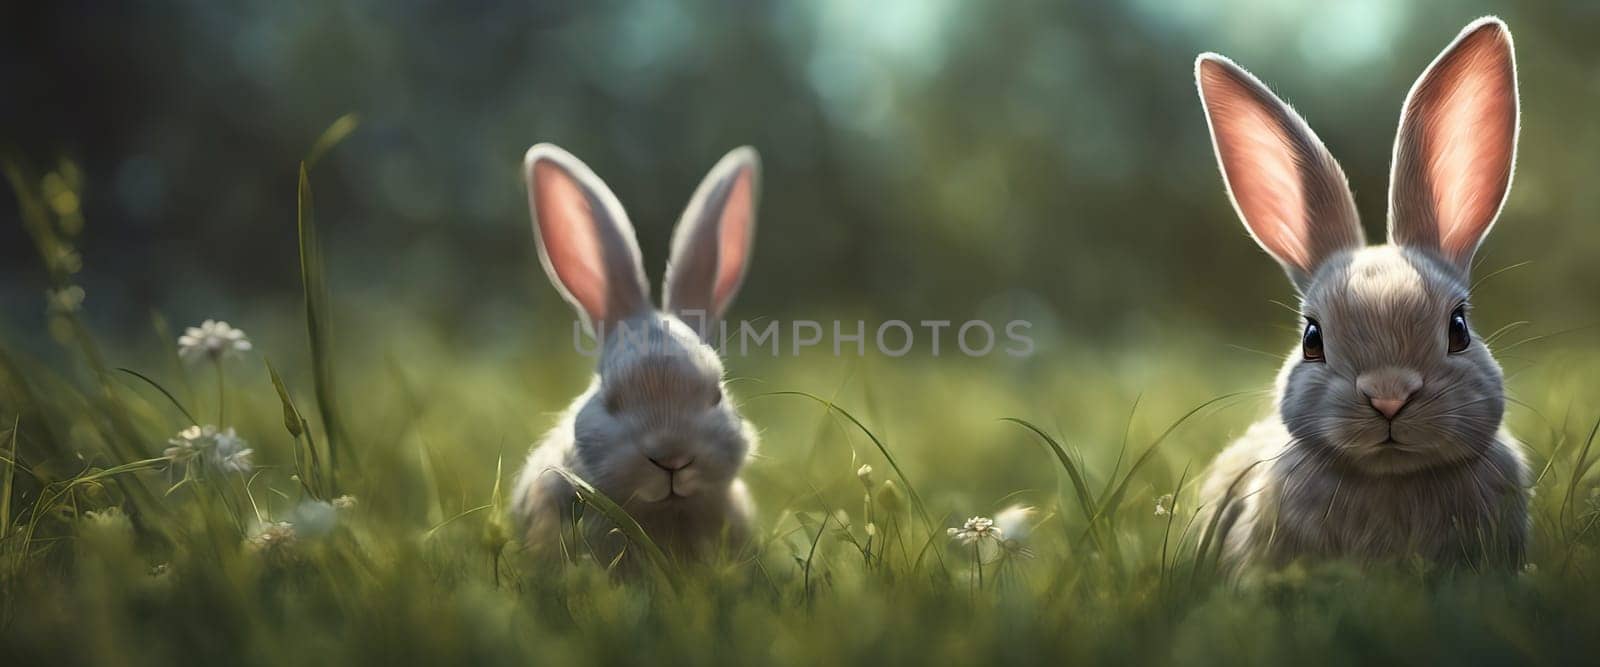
1194, 18, 1529, 571
511, 144, 760, 562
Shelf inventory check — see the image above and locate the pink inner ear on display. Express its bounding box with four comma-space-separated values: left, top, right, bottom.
533, 161, 610, 323
1414, 28, 1516, 265
1200, 63, 1313, 272
711, 170, 754, 311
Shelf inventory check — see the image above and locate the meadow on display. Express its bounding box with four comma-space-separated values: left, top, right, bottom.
2, 143, 1600, 666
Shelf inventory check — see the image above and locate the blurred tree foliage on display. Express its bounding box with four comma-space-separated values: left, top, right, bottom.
2, 0, 1597, 352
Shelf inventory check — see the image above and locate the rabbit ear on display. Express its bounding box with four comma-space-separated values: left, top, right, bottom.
663, 147, 760, 334
1388, 17, 1518, 273
524, 144, 651, 335
1196, 54, 1364, 289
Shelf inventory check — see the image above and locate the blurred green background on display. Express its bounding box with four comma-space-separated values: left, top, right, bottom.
0, 0, 1596, 502
5, 2, 1600, 663
4, 0, 1599, 346
5, 0, 1599, 511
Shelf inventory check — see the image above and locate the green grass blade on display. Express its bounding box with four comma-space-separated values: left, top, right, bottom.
295, 113, 363, 488
1560, 414, 1600, 537
802, 510, 827, 608
1105, 393, 1142, 497
150, 310, 196, 406
67, 457, 170, 486
1, 415, 17, 539
1189, 460, 1260, 590
22, 457, 170, 557
266, 358, 327, 499
1159, 461, 1192, 591
1089, 391, 1252, 530
999, 417, 1100, 526
264, 360, 305, 440
490, 451, 505, 515
305, 113, 360, 169
758, 390, 935, 530
424, 504, 493, 540
297, 162, 347, 491
115, 368, 199, 426
545, 467, 680, 591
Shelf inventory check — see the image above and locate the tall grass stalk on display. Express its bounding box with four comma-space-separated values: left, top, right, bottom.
293, 116, 360, 492
1, 417, 17, 542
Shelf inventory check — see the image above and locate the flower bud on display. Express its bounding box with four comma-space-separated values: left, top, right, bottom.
875, 479, 905, 515
856, 463, 875, 489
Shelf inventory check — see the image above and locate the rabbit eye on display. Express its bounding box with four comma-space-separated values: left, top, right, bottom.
603, 391, 623, 414
1447, 305, 1471, 354
1302, 317, 1325, 362
710, 387, 723, 408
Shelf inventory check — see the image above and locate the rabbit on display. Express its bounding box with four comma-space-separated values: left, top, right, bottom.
1192, 17, 1530, 573
510, 143, 761, 564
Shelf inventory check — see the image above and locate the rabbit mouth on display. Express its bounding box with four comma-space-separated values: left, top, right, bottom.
1376, 427, 1410, 447
668, 473, 701, 499
1347, 432, 1478, 474
1349, 442, 1431, 474
1372, 433, 1428, 452
1375, 421, 1419, 449
637, 472, 699, 502
1374, 438, 1428, 454
645, 491, 696, 505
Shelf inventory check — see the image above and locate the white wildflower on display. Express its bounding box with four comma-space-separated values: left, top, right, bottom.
82, 506, 131, 531
332, 495, 358, 511
290, 500, 338, 539
948, 516, 1001, 545
210, 428, 254, 474
177, 319, 253, 363
993, 505, 1038, 559
246, 521, 298, 559
163, 425, 207, 466
78, 506, 134, 548
1154, 493, 1175, 517
994, 505, 1036, 541
856, 464, 874, 488
163, 425, 254, 475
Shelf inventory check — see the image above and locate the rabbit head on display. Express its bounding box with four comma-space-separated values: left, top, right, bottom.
1196, 18, 1519, 475
523, 143, 759, 505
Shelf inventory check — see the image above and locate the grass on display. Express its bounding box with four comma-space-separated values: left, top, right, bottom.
2, 148, 1600, 665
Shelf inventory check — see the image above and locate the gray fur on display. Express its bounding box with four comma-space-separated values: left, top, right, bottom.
512, 145, 761, 564
1195, 18, 1529, 572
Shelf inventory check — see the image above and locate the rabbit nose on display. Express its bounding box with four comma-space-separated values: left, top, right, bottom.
648, 455, 694, 472
1357, 368, 1422, 421
1369, 395, 1410, 420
